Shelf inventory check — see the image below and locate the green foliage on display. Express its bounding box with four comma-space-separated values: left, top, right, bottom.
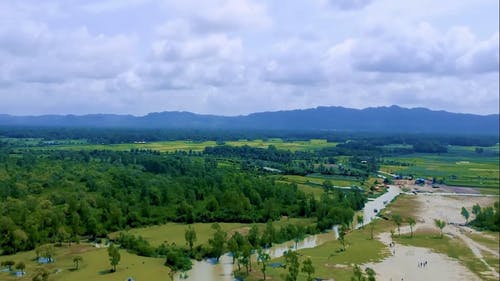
184, 226, 197, 252
407, 217, 416, 238
32, 268, 50, 281
434, 219, 446, 238
208, 223, 227, 261
257, 248, 271, 280
284, 250, 300, 281
301, 257, 315, 281
392, 214, 402, 237
163, 246, 192, 280
469, 202, 499, 231
1, 260, 15, 271
461, 207, 470, 224
73, 256, 83, 270
351, 264, 376, 281
107, 244, 121, 272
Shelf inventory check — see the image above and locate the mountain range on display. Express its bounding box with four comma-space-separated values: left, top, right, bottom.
0, 106, 498, 135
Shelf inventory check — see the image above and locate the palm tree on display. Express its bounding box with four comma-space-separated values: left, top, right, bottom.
392, 214, 402, 237
407, 217, 416, 237
434, 219, 446, 238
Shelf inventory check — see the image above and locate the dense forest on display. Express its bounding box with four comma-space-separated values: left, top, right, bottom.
1, 127, 498, 147
0, 146, 365, 255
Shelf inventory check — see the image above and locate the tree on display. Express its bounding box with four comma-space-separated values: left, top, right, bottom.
370, 219, 375, 240
392, 214, 402, 237
434, 219, 446, 238
257, 248, 271, 280
73, 256, 83, 270
57, 226, 70, 246
1, 260, 15, 271
227, 232, 244, 265
15, 261, 26, 273
301, 257, 315, 281
184, 226, 197, 253
239, 239, 252, 274
357, 215, 364, 229
365, 267, 376, 281
107, 244, 121, 272
338, 224, 349, 252
407, 217, 416, 238
164, 246, 192, 281
472, 204, 481, 217
32, 268, 50, 281
248, 224, 260, 248
39, 244, 55, 263
351, 264, 365, 281
208, 223, 227, 262
284, 250, 300, 281
461, 207, 470, 224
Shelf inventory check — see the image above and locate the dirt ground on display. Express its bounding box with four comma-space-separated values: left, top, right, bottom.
365, 189, 498, 281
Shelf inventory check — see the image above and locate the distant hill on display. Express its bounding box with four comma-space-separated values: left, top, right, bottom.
0, 106, 498, 135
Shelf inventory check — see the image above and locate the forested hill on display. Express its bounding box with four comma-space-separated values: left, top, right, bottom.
0, 105, 498, 135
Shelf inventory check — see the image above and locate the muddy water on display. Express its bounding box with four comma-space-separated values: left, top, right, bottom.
177, 185, 401, 281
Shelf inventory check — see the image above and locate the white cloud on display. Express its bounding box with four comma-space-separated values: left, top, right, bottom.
0, 21, 137, 83
327, 23, 499, 75
325, 0, 374, 10
164, 0, 271, 32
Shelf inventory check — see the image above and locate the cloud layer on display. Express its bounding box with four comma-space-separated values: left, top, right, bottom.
0, 0, 498, 115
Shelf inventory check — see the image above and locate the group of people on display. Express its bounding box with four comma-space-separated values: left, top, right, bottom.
418, 260, 429, 268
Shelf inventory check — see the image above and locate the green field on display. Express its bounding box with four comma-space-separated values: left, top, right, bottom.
0, 244, 170, 281
381, 145, 500, 189
26, 138, 337, 153
110, 218, 315, 248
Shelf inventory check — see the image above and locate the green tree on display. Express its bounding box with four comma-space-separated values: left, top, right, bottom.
227, 232, 244, 265
357, 215, 364, 229
434, 219, 446, 238
184, 226, 197, 253
407, 217, 416, 238
472, 204, 481, 216
461, 207, 470, 224
392, 214, 402, 237
257, 248, 271, 280
73, 256, 83, 270
351, 264, 365, 281
301, 257, 315, 281
107, 244, 121, 272
338, 224, 349, 252
247, 224, 260, 248
32, 268, 50, 281
365, 267, 376, 281
208, 223, 227, 262
1, 260, 15, 271
284, 250, 300, 281
239, 239, 252, 274
15, 261, 26, 273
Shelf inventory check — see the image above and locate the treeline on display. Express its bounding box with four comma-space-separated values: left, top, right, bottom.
469, 202, 499, 231
0, 149, 364, 255
1, 126, 497, 146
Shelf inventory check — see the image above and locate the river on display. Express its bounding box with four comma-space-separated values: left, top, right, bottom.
176, 185, 401, 281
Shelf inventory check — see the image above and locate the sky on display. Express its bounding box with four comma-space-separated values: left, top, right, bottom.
0, 0, 498, 116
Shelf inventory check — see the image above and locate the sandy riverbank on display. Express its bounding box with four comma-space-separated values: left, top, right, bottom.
365, 190, 498, 281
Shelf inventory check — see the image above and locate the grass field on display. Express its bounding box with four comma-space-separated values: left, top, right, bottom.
110, 218, 315, 247
0, 244, 170, 281
381, 145, 500, 189
28, 138, 338, 153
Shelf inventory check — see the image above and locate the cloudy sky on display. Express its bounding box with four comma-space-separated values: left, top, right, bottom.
0, 0, 498, 116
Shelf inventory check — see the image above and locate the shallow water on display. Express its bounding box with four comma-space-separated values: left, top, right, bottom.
177, 185, 401, 281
